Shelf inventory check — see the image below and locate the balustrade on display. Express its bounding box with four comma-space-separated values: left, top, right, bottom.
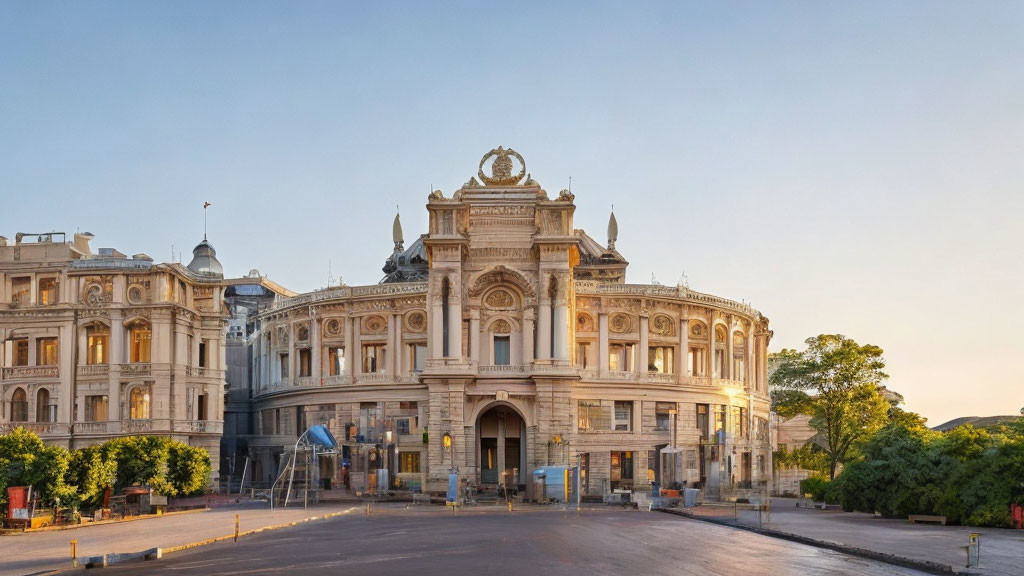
120, 363, 151, 377
2, 366, 59, 380
78, 364, 109, 378
0, 422, 69, 435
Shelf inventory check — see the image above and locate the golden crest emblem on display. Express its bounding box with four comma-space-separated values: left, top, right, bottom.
478, 146, 526, 186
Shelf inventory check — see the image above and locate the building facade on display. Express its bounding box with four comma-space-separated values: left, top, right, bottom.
246, 148, 773, 499
0, 231, 228, 479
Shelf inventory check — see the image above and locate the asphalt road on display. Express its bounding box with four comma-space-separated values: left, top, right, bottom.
95, 505, 932, 576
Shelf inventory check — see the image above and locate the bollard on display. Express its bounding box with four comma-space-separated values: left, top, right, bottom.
508, 500, 513, 512
967, 532, 980, 568
366, 501, 370, 517
234, 514, 239, 542
70, 540, 77, 567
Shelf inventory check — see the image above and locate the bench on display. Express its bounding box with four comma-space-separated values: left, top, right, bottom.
908, 514, 946, 525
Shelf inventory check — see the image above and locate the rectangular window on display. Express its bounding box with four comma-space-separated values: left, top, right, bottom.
696, 404, 709, 439
714, 405, 727, 438
199, 340, 207, 368
328, 347, 345, 376
714, 349, 725, 377
86, 395, 108, 422
757, 455, 766, 475
647, 346, 674, 373
493, 335, 510, 366
576, 342, 590, 369
14, 338, 29, 366
613, 400, 633, 431
359, 402, 380, 440
399, 400, 418, 411
686, 450, 697, 470
279, 354, 289, 378
577, 400, 609, 431
655, 402, 674, 431
400, 452, 421, 473
609, 343, 634, 371
11, 277, 30, 306
38, 278, 57, 305
298, 349, 312, 377
410, 344, 426, 372
36, 338, 58, 366
362, 343, 386, 373
261, 409, 274, 434
396, 418, 411, 435
129, 325, 151, 363
610, 451, 634, 485
86, 327, 109, 365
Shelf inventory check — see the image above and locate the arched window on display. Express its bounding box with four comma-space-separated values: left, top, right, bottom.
86, 324, 110, 365
11, 387, 27, 422
36, 388, 55, 422
128, 321, 151, 363
130, 387, 150, 420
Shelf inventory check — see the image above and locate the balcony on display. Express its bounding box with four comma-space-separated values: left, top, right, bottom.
0, 422, 69, 436
323, 375, 352, 386
2, 365, 59, 380
186, 366, 207, 378
120, 363, 151, 377
74, 421, 112, 434
642, 372, 678, 384
478, 364, 529, 376
78, 364, 109, 378
173, 420, 223, 434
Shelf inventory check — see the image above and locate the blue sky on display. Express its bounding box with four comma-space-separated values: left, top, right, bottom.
2, 1, 1022, 425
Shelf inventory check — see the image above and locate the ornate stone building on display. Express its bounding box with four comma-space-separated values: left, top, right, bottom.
247, 148, 773, 499
0, 231, 228, 480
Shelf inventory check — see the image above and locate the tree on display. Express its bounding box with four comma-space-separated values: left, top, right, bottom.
0, 427, 76, 507
770, 334, 890, 479
166, 442, 211, 496
65, 445, 118, 508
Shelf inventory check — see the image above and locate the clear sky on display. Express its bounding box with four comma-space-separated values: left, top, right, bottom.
2, 2, 1021, 426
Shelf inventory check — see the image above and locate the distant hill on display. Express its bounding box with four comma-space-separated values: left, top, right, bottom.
932, 415, 1020, 432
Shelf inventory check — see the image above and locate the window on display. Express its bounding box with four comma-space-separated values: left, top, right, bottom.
11, 277, 29, 306
576, 342, 591, 369
261, 409, 275, 434
686, 450, 697, 470
613, 400, 633, 431
279, 353, 289, 378
648, 346, 674, 373
731, 406, 747, 439
399, 401, 418, 411
400, 452, 421, 473
610, 451, 634, 486
197, 393, 208, 421
129, 387, 150, 419
609, 343, 634, 371
199, 340, 207, 368
714, 405, 727, 438
298, 349, 311, 377
86, 326, 109, 365
396, 418, 411, 435
36, 388, 55, 422
688, 346, 706, 376
577, 400, 609, 431
13, 338, 29, 366
410, 344, 426, 372
696, 404, 709, 439
359, 402, 380, 439
38, 278, 57, 305
128, 323, 151, 363
754, 417, 769, 441
757, 455, 766, 475
10, 388, 27, 422
493, 335, 510, 366
86, 395, 108, 422
362, 344, 386, 373
714, 349, 726, 377
328, 347, 345, 376
37, 338, 58, 366
655, 402, 674, 431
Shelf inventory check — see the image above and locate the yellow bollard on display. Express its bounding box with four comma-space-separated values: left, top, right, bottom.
507, 500, 513, 512
70, 540, 77, 567
234, 514, 239, 542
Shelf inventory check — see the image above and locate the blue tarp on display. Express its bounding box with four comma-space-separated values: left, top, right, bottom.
304, 424, 337, 449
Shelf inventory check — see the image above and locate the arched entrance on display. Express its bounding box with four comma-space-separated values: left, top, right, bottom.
476, 404, 526, 489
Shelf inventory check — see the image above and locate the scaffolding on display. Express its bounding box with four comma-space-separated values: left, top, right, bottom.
270, 424, 339, 509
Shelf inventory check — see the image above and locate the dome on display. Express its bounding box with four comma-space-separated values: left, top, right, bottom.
187, 239, 224, 276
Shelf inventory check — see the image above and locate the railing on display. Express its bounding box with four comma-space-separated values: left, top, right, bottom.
78, 364, 109, 377
573, 281, 760, 317
174, 420, 223, 434
120, 363, 151, 377
0, 422, 69, 435
323, 375, 352, 386
267, 282, 428, 311
642, 372, 678, 384
478, 364, 528, 375
2, 366, 59, 379
74, 421, 110, 434
294, 376, 316, 388
186, 366, 207, 378
122, 419, 153, 433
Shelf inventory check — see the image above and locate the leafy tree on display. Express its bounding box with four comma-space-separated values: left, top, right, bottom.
770, 389, 815, 419
770, 335, 890, 479
65, 445, 118, 508
166, 442, 211, 496
0, 427, 76, 507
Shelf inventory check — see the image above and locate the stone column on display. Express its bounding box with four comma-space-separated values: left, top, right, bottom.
448, 285, 462, 360
351, 318, 361, 377
537, 297, 551, 359
288, 323, 297, 382
469, 309, 480, 364
311, 318, 322, 380
522, 308, 535, 364
708, 313, 716, 378
746, 331, 755, 388
678, 316, 689, 381
60, 323, 74, 424
553, 282, 569, 361
598, 312, 609, 377
343, 317, 354, 377
726, 315, 734, 381
430, 298, 443, 359
638, 315, 649, 375
386, 314, 396, 376
108, 312, 124, 422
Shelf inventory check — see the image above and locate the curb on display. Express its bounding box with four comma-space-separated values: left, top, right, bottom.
18, 508, 210, 535
657, 508, 959, 575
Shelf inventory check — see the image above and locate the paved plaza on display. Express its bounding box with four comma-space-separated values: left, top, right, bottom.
81, 505, 930, 576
